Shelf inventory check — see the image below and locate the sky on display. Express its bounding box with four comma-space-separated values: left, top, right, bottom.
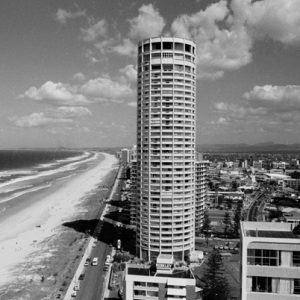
0, 0, 300, 149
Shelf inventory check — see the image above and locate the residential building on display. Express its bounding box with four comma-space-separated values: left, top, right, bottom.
195, 160, 207, 231
240, 221, 300, 299
136, 37, 196, 261
121, 148, 131, 166
123, 254, 202, 300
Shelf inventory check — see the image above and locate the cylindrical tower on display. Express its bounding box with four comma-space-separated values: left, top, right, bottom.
136, 37, 196, 261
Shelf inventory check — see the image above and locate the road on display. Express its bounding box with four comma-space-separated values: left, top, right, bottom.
75, 241, 110, 300
71, 166, 124, 300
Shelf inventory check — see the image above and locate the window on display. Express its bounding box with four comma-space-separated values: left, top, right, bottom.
185, 44, 191, 52
252, 277, 272, 293
175, 42, 183, 51
163, 42, 173, 50
247, 249, 280, 266
293, 251, 300, 266
294, 279, 300, 294
144, 43, 150, 52
152, 42, 161, 50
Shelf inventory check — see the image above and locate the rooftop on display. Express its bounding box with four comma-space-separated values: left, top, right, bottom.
246, 230, 298, 239
127, 264, 192, 279
241, 221, 299, 239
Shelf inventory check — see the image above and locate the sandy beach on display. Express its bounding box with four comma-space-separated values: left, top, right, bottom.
0, 152, 118, 300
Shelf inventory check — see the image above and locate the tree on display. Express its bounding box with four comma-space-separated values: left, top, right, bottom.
232, 202, 242, 237
202, 210, 211, 234
223, 212, 231, 237
202, 250, 229, 300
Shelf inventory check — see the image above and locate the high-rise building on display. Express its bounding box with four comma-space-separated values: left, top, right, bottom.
240, 221, 300, 299
136, 37, 196, 261
195, 160, 207, 232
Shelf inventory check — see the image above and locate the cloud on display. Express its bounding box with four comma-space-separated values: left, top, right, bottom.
55, 106, 92, 118
171, 0, 253, 79
10, 112, 72, 128
232, 0, 300, 45
128, 4, 166, 40
120, 64, 137, 83
88, 4, 164, 58
243, 85, 300, 112
19, 81, 90, 106
10, 106, 91, 128
212, 84, 300, 128
80, 19, 108, 42
110, 38, 137, 57
72, 72, 86, 81
55, 8, 85, 24
81, 76, 134, 102
127, 101, 137, 108
170, 0, 300, 79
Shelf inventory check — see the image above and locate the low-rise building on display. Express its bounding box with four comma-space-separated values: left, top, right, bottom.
240, 221, 300, 299
124, 254, 202, 300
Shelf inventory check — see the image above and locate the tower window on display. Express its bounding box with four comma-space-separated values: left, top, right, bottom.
152, 42, 161, 50
163, 42, 173, 50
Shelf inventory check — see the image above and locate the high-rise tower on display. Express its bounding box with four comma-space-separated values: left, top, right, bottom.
136, 37, 196, 261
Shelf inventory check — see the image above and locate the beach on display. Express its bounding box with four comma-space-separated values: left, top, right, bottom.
0, 152, 118, 300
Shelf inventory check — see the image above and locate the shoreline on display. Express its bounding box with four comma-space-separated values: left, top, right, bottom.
0, 152, 119, 300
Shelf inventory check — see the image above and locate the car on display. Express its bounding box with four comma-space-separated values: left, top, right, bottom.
103, 265, 109, 271
92, 257, 98, 266
78, 273, 85, 280
71, 291, 77, 297
84, 257, 91, 266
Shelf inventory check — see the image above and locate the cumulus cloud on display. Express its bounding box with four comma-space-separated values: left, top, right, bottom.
120, 64, 137, 83
19, 81, 89, 106
232, 0, 300, 45
171, 0, 252, 79
80, 19, 108, 42
55, 8, 85, 24
72, 72, 86, 81
85, 4, 164, 58
110, 38, 137, 57
10, 112, 72, 128
170, 0, 300, 79
10, 106, 91, 128
243, 85, 300, 112
81, 76, 134, 101
212, 84, 300, 128
128, 4, 165, 40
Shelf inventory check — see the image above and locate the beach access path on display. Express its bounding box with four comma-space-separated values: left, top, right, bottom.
64, 165, 123, 300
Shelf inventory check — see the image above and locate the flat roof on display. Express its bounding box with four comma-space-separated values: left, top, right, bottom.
127, 266, 192, 279
246, 230, 298, 239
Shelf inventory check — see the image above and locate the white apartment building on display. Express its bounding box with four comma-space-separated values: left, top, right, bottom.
240, 221, 300, 299
124, 254, 202, 300
136, 37, 196, 261
195, 160, 207, 231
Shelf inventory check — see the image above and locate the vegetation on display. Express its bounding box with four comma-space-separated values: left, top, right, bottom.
232, 202, 242, 237
202, 210, 211, 234
223, 212, 231, 237
202, 250, 229, 300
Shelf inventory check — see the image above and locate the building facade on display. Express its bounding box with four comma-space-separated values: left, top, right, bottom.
136, 37, 196, 261
124, 254, 202, 300
240, 221, 300, 299
195, 160, 207, 231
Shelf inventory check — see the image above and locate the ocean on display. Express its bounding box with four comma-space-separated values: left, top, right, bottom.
0, 150, 118, 299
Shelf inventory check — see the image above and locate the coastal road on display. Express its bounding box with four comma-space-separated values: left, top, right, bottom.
71, 166, 124, 300
75, 241, 110, 300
